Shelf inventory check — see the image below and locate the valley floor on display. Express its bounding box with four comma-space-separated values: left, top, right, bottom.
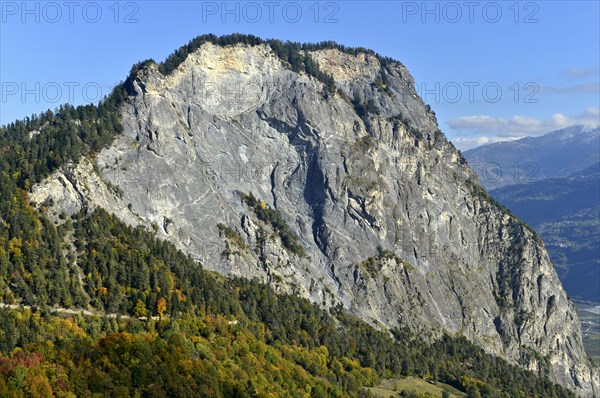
575, 301, 600, 366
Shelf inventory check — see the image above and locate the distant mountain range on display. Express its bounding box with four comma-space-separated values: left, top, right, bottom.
464, 125, 600, 190
464, 126, 600, 303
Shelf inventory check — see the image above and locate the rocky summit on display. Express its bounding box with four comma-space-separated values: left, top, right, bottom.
31, 40, 598, 395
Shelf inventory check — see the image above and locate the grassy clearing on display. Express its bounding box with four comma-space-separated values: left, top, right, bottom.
367, 377, 467, 397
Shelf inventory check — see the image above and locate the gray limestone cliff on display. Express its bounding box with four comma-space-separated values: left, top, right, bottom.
31, 42, 598, 396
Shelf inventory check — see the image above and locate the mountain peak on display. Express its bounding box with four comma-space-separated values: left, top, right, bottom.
24, 35, 599, 396
545, 124, 600, 140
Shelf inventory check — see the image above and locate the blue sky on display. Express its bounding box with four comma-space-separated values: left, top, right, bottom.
1, 0, 599, 149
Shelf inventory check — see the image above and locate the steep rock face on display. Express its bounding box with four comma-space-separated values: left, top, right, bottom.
31, 42, 598, 395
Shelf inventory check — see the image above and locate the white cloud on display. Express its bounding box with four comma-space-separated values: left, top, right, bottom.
448, 107, 600, 150
451, 136, 519, 151
538, 83, 599, 94
562, 68, 600, 79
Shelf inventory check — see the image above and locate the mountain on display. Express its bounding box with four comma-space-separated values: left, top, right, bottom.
490, 163, 600, 303
464, 126, 600, 190
2, 35, 597, 396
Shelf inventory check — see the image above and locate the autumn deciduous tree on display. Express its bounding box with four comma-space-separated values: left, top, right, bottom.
157, 298, 166, 319
134, 299, 147, 318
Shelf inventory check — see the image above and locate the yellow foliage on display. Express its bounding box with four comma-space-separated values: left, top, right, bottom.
59, 319, 87, 337
461, 375, 487, 389
157, 298, 167, 318
34, 218, 42, 235
174, 289, 186, 302
134, 299, 147, 318
8, 238, 22, 257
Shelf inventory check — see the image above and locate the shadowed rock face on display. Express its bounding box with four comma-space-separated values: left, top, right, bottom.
32, 42, 598, 396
